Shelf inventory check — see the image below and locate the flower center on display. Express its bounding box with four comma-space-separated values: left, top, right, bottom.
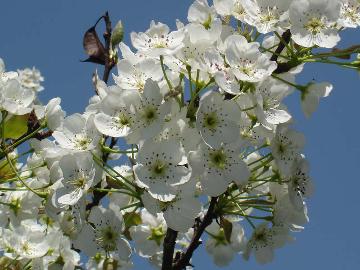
209, 149, 227, 169
203, 112, 219, 130
73, 134, 91, 150
151, 160, 168, 177
97, 226, 119, 251
142, 106, 158, 124
116, 113, 131, 127
304, 17, 325, 35
147, 226, 166, 246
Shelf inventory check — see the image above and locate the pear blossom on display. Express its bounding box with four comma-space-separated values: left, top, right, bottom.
53, 113, 100, 151
1, 220, 52, 259
130, 209, 167, 257
34, 97, 65, 131
225, 35, 277, 82
271, 125, 305, 177
301, 82, 333, 118
113, 58, 162, 91
188, 0, 217, 27
338, 0, 360, 28
273, 194, 309, 231
161, 182, 202, 232
17, 67, 44, 92
289, 0, 341, 48
286, 156, 314, 210
74, 206, 131, 259
134, 139, 191, 202
94, 87, 140, 138
242, 0, 293, 34
189, 141, 250, 196
206, 222, 246, 266
243, 222, 292, 264
196, 91, 242, 148
53, 152, 96, 206
0, 79, 35, 115
131, 21, 185, 57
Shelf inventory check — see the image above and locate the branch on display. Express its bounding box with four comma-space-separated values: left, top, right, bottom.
102, 11, 115, 83
173, 197, 218, 270
86, 12, 118, 211
270, 30, 291, 62
162, 228, 178, 270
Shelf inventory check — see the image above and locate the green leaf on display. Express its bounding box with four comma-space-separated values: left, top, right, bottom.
3, 115, 29, 139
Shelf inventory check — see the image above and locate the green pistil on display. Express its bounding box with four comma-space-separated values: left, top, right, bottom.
117, 113, 130, 126
209, 149, 227, 170
147, 226, 166, 246
151, 160, 168, 177
203, 112, 219, 130
143, 106, 157, 123
203, 14, 212, 30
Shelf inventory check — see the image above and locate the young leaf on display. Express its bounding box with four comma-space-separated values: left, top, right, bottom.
3, 115, 29, 139
82, 25, 106, 65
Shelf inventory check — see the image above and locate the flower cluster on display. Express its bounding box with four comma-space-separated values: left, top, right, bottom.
0, 0, 359, 269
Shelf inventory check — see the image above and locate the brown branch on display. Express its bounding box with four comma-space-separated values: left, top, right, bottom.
86, 12, 118, 211
162, 228, 179, 270
102, 11, 115, 83
270, 30, 291, 62
172, 197, 218, 270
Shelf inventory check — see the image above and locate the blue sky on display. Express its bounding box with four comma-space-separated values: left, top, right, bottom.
1, 1, 360, 269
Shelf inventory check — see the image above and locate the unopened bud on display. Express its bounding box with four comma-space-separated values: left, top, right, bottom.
111, 20, 124, 48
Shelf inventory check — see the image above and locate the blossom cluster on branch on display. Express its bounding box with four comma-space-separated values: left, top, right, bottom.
0, 0, 359, 269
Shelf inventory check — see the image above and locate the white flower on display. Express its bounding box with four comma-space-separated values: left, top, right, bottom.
271, 125, 305, 177
242, 0, 293, 34
131, 21, 184, 57
134, 139, 190, 202
273, 194, 309, 231
188, 0, 217, 28
130, 209, 167, 257
95, 80, 170, 144
214, 0, 236, 16
17, 67, 44, 92
301, 82, 333, 118
162, 181, 202, 232
196, 91, 241, 148
254, 77, 292, 128
2, 220, 52, 259
53, 113, 100, 151
338, 0, 360, 28
244, 222, 292, 264
189, 141, 250, 196
202, 48, 240, 94
0, 79, 35, 115
206, 222, 246, 266
1, 190, 42, 225
94, 87, 140, 138
113, 58, 162, 91
74, 206, 131, 259
289, 0, 341, 48
286, 156, 314, 210
225, 34, 277, 82
34, 97, 65, 130
53, 152, 96, 206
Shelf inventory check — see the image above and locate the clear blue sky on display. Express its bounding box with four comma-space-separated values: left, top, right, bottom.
1, 1, 360, 269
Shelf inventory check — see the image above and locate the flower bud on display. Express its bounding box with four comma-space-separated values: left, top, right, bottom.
111, 20, 124, 48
